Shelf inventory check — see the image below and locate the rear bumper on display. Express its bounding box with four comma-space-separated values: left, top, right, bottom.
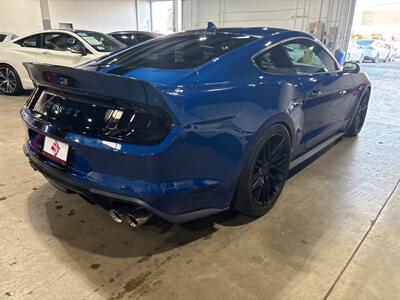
23, 144, 227, 223
21, 105, 236, 223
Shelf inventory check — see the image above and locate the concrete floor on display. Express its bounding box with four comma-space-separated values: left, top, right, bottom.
0, 62, 399, 300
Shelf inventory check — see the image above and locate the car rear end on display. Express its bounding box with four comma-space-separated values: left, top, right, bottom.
21, 30, 261, 224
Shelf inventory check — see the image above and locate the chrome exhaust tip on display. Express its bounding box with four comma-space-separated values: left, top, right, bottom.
125, 210, 152, 228
109, 209, 124, 223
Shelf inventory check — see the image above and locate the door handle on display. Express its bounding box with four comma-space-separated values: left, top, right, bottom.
41, 51, 51, 55
310, 89, 322, 97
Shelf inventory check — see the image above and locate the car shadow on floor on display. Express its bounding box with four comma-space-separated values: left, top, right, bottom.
26, 137, 342, 259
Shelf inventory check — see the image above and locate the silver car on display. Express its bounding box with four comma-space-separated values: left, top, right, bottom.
356, 39, 390, 63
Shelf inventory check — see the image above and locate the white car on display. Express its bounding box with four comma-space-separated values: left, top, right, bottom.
0, 29, 124, 95
356, 39, 390, 63
0, 32, 18, 44
346, 40, 364, 63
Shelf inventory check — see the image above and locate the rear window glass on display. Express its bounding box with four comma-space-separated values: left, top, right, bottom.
15, 34, 41, 48
92, 33, 256, 69
0, 34, 6, 42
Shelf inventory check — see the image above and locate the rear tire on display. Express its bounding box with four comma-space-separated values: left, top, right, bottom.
0, 64, 24, 96
234, 124, 291, 217
346, 92, 369, 137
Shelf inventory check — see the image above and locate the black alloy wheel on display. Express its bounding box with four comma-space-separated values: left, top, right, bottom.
0, 65, 23, 96
235, 124, 291, 217
346, 92, 369, 137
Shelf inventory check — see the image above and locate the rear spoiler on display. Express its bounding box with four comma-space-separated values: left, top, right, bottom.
23, 63, 168, 110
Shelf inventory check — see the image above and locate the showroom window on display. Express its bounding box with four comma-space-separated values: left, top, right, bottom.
281, 39, 338, 74
43, 33, 83, 51
254, 45, 297, 75
15, 34, 41, 48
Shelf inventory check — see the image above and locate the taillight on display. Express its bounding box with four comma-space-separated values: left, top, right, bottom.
27, 88, 173, 145
103, 107, 172, 145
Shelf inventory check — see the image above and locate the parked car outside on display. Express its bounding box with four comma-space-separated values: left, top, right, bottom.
21, 26, 371, 226
0, 29, 124, 95
0, 32, 18, 43
346, 40, 364, 63
356, 39, 390, 62
108, 31, 162, 47
383, 42, 395, 61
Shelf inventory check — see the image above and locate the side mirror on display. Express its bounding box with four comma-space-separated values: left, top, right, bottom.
68, 44, 87, 56
343, 61, 360, 73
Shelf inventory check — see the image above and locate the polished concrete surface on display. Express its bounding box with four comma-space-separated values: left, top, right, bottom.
0, 62, 399, 300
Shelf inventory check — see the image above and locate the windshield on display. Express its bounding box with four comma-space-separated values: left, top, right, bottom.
76, 31, 124, 52
89, 32, 256, 69
0, 34, 6, 42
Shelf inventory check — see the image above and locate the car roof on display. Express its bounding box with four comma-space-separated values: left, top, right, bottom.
185, 27, 313, 39
13, 29, 105, 40
108, 30, 160, 36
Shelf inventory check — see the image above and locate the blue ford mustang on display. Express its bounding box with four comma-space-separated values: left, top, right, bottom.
21, 25, 371, 227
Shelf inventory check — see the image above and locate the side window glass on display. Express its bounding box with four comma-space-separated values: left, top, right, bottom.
282, 40, 337, 74
136, 34, 152, 42
43, 33, 82, 51
254, 45, 296, 75
16, 34, 41, 48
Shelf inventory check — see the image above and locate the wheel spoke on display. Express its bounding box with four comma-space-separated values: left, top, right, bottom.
254, 183, 262, 201
255, 159, 264, 171
271, 137, 286, 159
268, 171, 284, 182
0, 69, 6, 79
268, 176, 277, 193
271, 153, 289, 166
251, 174, 263, 191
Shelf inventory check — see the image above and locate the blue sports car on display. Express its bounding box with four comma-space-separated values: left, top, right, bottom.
21, 24, 371, 227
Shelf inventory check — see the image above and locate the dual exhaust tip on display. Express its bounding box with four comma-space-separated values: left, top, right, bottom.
109, 207, 152, 228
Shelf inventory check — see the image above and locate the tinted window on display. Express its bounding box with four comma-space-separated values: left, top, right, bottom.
136, 34, 153, 42
91, 33, 256, 69
254, 45, 296, 74
0, 34, 6, 42
16, 34, 41, 48
76, 31, 124, 52
43, 33, 84, 51
282, 39, 337, 73
112, 33, 138, 46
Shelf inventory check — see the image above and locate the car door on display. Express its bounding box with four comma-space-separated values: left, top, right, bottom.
281, 39, 355, 150
42, 32, 96, 67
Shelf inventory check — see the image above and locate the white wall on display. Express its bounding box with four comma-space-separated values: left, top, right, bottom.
137, 0, 151, 31
182, 0, 357, 51
48, 0, 137, 33
0, 0, 43, 35
0, 0, 152, 36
